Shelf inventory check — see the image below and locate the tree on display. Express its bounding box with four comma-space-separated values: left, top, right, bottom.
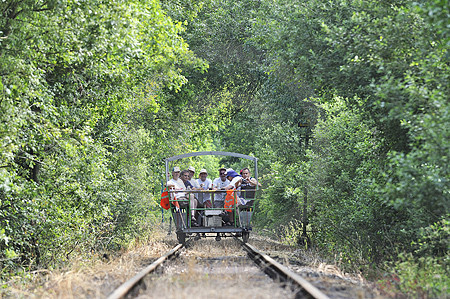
0, 0, 207, 271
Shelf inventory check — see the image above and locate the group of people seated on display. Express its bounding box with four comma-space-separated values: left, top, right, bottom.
166, 166, 261, 226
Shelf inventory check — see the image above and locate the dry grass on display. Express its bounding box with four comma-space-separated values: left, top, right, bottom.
1, 230, 377, 298
2, 229, 175, 298
249, 233, 376, 296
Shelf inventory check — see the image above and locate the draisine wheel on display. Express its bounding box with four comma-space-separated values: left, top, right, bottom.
176, 232, 186, 245
242, 231, 250, 243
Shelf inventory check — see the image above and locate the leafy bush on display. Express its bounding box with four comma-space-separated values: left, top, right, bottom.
384, 219, 449, 297
305, 96, 391, 264
0, 0, 207, 276
254, 162, 304, 234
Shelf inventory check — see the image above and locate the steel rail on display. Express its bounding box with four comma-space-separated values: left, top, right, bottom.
107, 244, 183, 299
242, 242, 330, 299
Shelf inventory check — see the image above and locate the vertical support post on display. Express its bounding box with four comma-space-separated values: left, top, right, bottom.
165, 160, 169, 183
298, 122, 311, 247
300, 186, 310, 247
164, 160, 171, 235
254, 158, 259, 190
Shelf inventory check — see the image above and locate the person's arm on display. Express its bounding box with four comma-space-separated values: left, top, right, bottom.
192, 180, 202, 190
246, 177, 261, 187
235, 177, 243, 189
226, 176, 242, 189
248, 178, 257, 186
194, 180, 202, 189
185, 181, 193, 190
224, 184, 233, 190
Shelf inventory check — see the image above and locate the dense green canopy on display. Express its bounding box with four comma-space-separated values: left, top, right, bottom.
1, 0, 448, 295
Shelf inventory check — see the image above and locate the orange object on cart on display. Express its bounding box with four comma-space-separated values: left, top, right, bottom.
224, 189, 237, 212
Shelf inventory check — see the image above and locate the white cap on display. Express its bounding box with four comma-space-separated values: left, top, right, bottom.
172, 166, 180, 172
167, 181, 176, 187
199, 169, 207, 174
188, 166, 195, 172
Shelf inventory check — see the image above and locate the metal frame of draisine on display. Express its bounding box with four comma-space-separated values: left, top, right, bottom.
164, 151, 259, 244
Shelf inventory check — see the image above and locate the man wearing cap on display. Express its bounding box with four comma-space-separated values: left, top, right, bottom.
197, 169, 213, 208
212, 167, 229, 208
169, 167, 199, 226
167, 166, 184, 190
186, 166, 202, 206
167, 167, 188, 203
187, 166, 201, 190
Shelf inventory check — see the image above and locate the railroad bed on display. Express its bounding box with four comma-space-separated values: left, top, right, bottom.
108, 238, 377, 299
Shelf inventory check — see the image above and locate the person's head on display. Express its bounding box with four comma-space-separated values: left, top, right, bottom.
172, 166, 181, 180
180, 170, 190, 182
199, 169, 208, 181
226, 169, 239, 181
188, 166, 195, 179
241, 167, 251, 179
167, 181, 176, 191
219, 167, 227, 181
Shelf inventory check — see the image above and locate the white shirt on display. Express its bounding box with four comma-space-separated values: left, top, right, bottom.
196, 178, 212, 203
189, 179, 200, 189
213, 178, 230, 201
187, 178, 200, 199
167, 178, 186, 198
167, 178, 184, 189
229, 176, 242, 189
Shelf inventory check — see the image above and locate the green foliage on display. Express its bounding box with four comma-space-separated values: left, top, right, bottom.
254, 162, 304, 232
167, 0, 266, 116
278, 220, 303, 247
384, 219, 449, 297
0, 0, 208, 275
177, 0, 447, 276
389, 254, 449, 298
244, 0, 448, 270
414, 218, 450, 258
251, 0, 447, 152
1, 1, 448, 295
305, 97, 391, 263
380, 37, 449, 223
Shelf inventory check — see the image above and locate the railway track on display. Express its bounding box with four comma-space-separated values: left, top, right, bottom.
107, 243, 183, 299
107, 239, 331, 299
242, 241, 329, 299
